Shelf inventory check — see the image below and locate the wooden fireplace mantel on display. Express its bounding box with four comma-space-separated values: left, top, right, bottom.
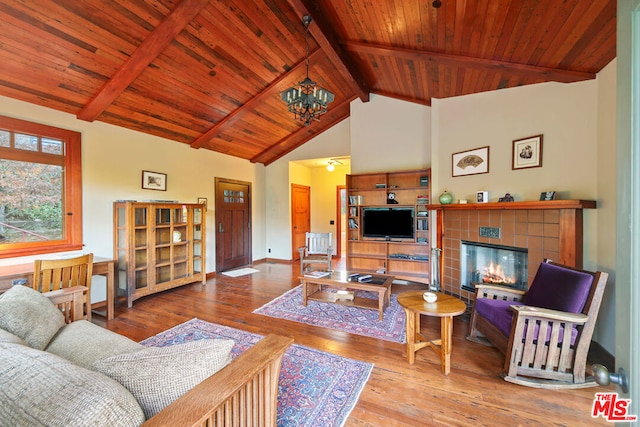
428, 199, 596, 211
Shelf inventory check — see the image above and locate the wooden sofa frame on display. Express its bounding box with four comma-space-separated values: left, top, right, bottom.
45, 286, 293, 427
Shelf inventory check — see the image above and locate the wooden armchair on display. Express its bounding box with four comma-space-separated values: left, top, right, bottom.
34, 253, 93, 321
298, 232, 333, 275
467, 261, 608, 389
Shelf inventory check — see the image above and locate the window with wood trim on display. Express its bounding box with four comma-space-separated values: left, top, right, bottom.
0, 115, 83, 258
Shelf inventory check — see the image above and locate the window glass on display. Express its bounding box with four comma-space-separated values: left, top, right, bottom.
0, 130, 9, 147
0, 159, 63, 241
42, 137, 63, 155
14, 133, 38, 151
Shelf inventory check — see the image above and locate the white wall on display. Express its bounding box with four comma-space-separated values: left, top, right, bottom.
265, 119, 350, 260
350, 94, 431, 174
596, 60, 618, 352
433, 79, 600, 266
0, 95, 266, 301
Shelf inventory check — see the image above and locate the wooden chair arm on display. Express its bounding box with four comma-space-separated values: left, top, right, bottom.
510, 305, 589, 324
43, 286, 88, 323
143, 334, 294, 427
474, 284, 526, 301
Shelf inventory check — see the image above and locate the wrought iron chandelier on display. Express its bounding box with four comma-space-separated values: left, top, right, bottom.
280, 16, 335, 126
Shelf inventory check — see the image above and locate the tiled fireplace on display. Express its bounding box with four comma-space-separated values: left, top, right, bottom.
433, 200, 595, 306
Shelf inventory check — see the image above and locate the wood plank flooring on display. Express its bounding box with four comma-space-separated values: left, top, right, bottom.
94, 261, 609, 426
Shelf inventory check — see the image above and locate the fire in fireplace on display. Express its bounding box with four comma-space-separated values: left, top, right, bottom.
460, 240, 528, 292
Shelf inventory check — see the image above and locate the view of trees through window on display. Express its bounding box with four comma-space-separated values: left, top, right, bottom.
0, 131, 64, 243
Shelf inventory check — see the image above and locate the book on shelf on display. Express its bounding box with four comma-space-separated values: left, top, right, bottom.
304, 270, 331, 278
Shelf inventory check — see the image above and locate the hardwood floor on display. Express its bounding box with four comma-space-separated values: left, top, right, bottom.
94, 261, 609, 426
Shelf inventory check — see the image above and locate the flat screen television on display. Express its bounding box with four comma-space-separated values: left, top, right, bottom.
361, 207, 415, 239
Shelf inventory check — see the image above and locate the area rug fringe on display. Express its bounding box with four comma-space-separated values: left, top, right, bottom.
141, 318, 373, 427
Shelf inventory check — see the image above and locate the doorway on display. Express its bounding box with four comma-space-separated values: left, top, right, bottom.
291, 184, 310, 261
214, 178, 252, 272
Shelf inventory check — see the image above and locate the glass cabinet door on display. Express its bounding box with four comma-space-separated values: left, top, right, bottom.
192, 207, 203, 276
133, 206, 149, 290
154, 205, 190, 285
172, 206, 188, 280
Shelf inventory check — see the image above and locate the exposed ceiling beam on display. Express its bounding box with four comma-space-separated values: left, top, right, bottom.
343, 41, 597, 83
76, 0, 211, 122
285, 0, 370, 103
250, 97, 354, 165
190, 49, 323, 150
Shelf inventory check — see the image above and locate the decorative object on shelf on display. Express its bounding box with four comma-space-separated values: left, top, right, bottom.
280, 16, 335, 126
376, 183, 386, 188
512, 134, 543, 170
197, 197, 207, 210
476, 191, 489, 203
423, 292, 438, 303
420, 175, 429, 187
452, 146, 490, 177
459, 199, 468, 204
540, 191, 556, 200
387, 192, 398, 204
439, 190, 453, 204
142, 170, 167, 191
498, 193, 514, 202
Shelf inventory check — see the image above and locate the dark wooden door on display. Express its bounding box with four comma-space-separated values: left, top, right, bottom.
215, 178, 251, 272
291, 184, 310, 261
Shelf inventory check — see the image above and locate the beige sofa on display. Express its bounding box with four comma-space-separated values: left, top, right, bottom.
0, 285, 292, 426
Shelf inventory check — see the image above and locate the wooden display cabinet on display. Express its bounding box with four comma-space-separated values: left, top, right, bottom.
346, 169, 431, 284
114, 202, 206, 307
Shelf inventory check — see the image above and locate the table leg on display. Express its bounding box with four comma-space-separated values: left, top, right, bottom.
302, 279, 308, 306
404, 309, 418, 364
106, 262, 114, 320
440, 315, 454, 375
378, 290, 385, 320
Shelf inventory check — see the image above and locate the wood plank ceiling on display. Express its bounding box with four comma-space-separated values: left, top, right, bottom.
0, 0, 616, 165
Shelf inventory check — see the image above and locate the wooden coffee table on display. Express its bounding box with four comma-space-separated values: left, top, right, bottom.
397, 291, 467, 375
299, 271, 393, 320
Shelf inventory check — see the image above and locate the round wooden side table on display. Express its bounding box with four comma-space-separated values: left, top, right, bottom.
397, 290, 467, 375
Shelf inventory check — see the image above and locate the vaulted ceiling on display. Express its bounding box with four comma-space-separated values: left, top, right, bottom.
0, 0, 616, 165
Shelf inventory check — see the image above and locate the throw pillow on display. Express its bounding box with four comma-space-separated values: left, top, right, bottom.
93, 339, 234, 419
46, 320, 143, 370
0, 342, 145, 427
0, 285, 65, 350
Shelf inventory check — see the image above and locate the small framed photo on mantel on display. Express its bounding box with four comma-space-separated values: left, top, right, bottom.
540, 191, 556, 201
512, 134, 543, 170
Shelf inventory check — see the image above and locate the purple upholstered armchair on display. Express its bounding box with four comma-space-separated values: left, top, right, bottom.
467, 261, 608, 389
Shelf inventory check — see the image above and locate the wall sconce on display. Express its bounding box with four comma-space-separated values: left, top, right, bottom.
327, 161, 335, 172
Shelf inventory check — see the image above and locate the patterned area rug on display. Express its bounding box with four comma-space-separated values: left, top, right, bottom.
141, 318, 373, 427
253, 285, 406, 343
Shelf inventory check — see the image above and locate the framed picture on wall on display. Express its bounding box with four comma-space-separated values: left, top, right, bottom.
512, 134, 543, 170
452, 146, 490, 177
142, 170, 167, 191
